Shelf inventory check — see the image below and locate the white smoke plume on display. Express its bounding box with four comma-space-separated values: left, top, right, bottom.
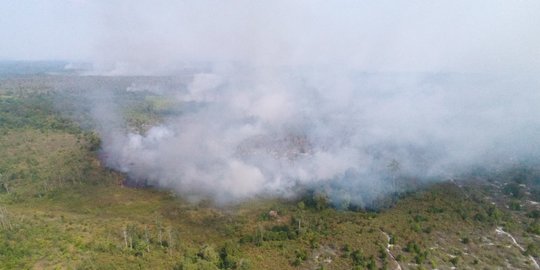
79, 1, 540, 206
94, 71, 540, 206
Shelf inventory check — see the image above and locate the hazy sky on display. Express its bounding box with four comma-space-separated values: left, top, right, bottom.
1, 0, 539, 72
0, 0, 94, 60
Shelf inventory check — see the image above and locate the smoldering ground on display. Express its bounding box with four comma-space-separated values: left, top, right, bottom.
52, 1, 540, 207
83, 71, 540, 207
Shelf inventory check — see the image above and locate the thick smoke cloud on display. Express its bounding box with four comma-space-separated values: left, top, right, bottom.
96, 71, 540, 206
85, 1, 540, 206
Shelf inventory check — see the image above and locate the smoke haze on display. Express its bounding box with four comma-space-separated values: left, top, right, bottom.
40, 1, 540, 206
89, 1, 540, 74
92, 71, 540, 206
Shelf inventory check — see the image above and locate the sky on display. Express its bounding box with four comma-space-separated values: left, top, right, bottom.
1, 0, 539, 73
0, 0, 94, 61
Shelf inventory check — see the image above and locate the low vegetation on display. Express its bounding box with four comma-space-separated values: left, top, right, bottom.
1, 76, 539, 269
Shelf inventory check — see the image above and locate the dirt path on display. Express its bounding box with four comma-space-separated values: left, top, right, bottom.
381, 230, 402, 270
496, 227, 540, 269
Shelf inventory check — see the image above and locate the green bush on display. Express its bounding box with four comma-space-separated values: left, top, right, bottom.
351, 250, 365, 266
527, 221, 540, 235
508, 201, 521, 211
198, 245, 219, 264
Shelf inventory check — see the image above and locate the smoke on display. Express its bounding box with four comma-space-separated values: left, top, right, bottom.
79, 1, 540, 206
92, 71, 540, 206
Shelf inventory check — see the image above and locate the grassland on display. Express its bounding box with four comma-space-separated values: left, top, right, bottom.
0, 76, 539, 269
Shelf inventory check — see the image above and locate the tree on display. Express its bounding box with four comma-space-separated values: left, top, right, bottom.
198, 244, 219, 264
313, 192, 330, 211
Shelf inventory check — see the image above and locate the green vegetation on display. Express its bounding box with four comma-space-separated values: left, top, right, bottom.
1, 75, 539, 269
